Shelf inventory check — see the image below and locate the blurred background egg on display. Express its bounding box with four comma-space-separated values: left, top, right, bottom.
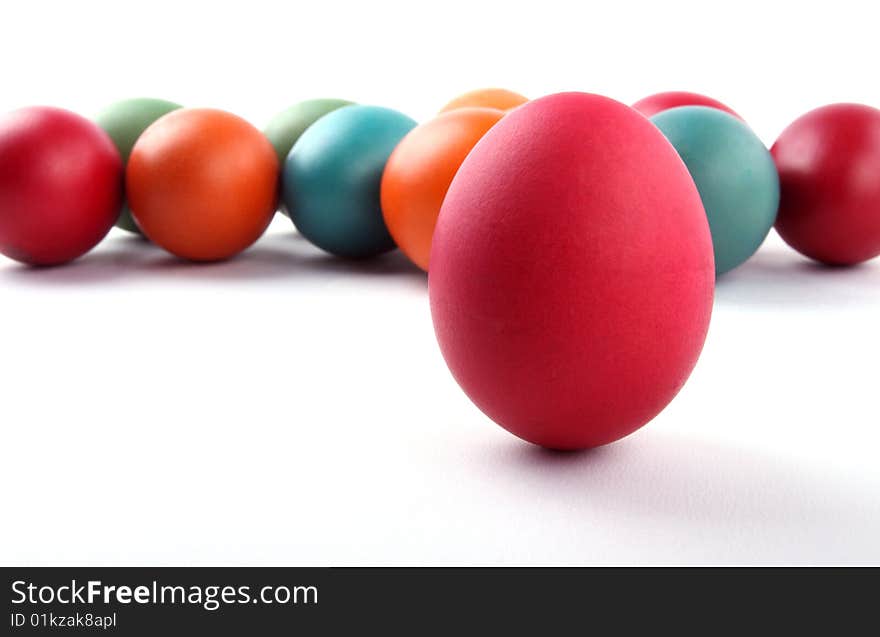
381, 107, 504, 271
632, 90, 741, 120
282, 105, 416, 258
94, 97, 182, 234
127, 108, 278, 261
772, 103, 880, 266
264, 98, 355, 217
439, 88, 528, 113
0, 106, 122, 266
651, 106, 779, 275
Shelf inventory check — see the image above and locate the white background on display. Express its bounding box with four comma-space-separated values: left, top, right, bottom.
1, 0, 878, 565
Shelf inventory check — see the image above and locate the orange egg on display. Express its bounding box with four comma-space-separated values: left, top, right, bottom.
439, 88, 528, 113
381, 107, 504, 270
127, 108, 278, 262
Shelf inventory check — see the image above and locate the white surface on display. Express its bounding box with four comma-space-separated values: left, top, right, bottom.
2, 0, 879, 565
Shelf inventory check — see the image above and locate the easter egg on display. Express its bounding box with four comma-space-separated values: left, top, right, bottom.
265, 98, 355, 217
440, 88, 528, 113
771, 103, 880, 265
633, 91, 741, 120
95, 97, 182, 234
0, 106, 122, 266
429, 92, 714, 450
381, 107, 504, 271
282, 105, 416, 258
651, 106, 779, 275
127, 108, 278, 262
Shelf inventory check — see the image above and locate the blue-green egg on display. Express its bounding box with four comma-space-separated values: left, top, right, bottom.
282, 105, 417, 258
650, 106, 779, 275
265, 99, 354, 217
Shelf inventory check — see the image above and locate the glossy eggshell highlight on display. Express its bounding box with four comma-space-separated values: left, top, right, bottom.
0, 106, 122, 266
127, 108, 278, 262
771, 103, 880, 265
439, 88, 528, 113
633, 91, 741, 120
282, 105, 417, 258
95, 97, 183, 233
651, 106, 779, 275
429, 92, 714, 450
381, 107, 504, 271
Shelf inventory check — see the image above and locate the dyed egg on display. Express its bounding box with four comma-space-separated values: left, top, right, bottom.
127, 108, 278, 262
95, 97, 182, 234
265, 98, 355, 217
633, 91, 741, 120
0, 106, 122, 266
282, 105, 416, 258
381, 107, 504, 271
651, 106, 779, 275
439, 88, 527, 113
429, 92, 714, 450
772, 103, 880, 265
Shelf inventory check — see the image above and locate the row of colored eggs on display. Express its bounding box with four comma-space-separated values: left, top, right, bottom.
0, 89, 517, 267
3, 89, 879, 272
3, 88, 880, 451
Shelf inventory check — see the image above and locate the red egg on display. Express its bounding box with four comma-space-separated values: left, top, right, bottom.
632, 91, 741, 120
0, 106, 122, 266
772, 103, 880, 265
429, 92, 714, 450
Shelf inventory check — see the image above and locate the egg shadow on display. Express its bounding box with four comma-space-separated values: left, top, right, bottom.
715, 241, 880, 310
0, 235, 162, 286
291, 246, 426, 280
138, 243, 302, 283
478, 430, 880, 562
0, 228, 427, 288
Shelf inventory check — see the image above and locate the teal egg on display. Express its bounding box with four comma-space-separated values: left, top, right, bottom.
94, 97, 182, 234
282, 105, 417, 258
650, 106, 779, 275
265, 98, 355, 217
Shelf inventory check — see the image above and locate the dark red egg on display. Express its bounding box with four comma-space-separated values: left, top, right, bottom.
772, 103, 880, 265
0, 106, 122, 266
632, 91, 741, 120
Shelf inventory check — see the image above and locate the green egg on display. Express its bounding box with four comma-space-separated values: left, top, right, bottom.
95, 97, 183, 234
